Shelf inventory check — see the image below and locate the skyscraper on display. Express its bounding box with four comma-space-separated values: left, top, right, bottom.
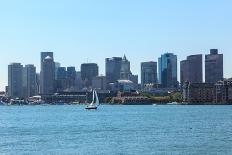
120, 55, 132, 80
205, 49, 223, 83
67, 67, 76, 89
75, 71, 83, 90
81, 63, 98, 88
92, 76, 107, 90
56, 67, 67, 91
158, 53, 178, 88
8, 63, 23, 98
40, 55, 55, 95
41, 52, 53, 68
180, 54, 202, 85
55, 62, 61, 80
23, 64, 37, 98
105, 57, 122, 83
141, 61, 157, 89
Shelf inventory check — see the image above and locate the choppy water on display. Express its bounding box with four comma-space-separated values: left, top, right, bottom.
0, 105, 232, 155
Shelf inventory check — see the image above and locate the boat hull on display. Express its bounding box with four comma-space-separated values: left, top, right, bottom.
85, 106, 97, 110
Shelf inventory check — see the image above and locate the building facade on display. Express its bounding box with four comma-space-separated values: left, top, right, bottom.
41, 52, 53, 67
215, 79, 232, 103
92, 76, 107, 90
158, 53, 178, 88
120, 55, 132, 80
183, 82, 215, 103
205, 49, 223, 83
105, 57, 122, 84
67, 67, 76, 90
56, 67, 67, 92
23, 64, 37, 98
141, 61, 157, 89
81, 63, 98, 88
180, 54, 202, 85
8, 63, 23, 98
40, 56, 55, 95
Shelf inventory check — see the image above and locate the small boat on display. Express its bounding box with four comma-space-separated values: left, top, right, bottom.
10, 98, 28, 105
167, 102, 178, 105
85, 90, 99, 110
152, 104, 157, 106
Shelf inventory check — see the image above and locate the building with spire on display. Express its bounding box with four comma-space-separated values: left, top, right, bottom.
120, 55, 132, 80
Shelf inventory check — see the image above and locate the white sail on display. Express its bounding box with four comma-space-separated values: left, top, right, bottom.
95, 90, 100, 106
90, 89, 95, 106
85, 90, 99, 109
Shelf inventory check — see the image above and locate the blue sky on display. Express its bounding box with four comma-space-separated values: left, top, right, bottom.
0, 0, 232, 90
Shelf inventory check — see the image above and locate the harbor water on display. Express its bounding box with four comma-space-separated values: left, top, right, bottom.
0, 105, 232, 154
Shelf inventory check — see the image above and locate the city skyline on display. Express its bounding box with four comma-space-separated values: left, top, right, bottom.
1, 0, 232, 90
0, 50, 229, 91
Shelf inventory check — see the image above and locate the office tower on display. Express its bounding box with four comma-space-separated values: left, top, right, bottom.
67, 67, 76, 89
40, 52, 54, 94
105, 57, 122, 83
141, 61, 157, 89
92, 76, 107, 90
81, 63, 98, 88
55, 62, 61, 80
75, 71, 83, 90
180, 54, 202, 85
120, 55, 132, 80
8, 63, 23, 98
56, 67, 67, 91
158, 53, 178, 88
205, 49, 223, 83
35, 73, 40, 95
23, 64, 37, 98
40, 56, 55, 94
41, 52, 53, 67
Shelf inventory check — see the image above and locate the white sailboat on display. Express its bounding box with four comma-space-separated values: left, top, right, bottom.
85, 90, 99, 110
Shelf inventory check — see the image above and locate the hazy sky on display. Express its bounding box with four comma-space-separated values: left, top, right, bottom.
0, 0, 232, 90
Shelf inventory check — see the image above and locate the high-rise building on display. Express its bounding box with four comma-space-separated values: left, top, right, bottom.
180, 54, 202, 85
56, 67, 67, 91
120, 55, 132, 80
92, 76, 107, 90
40, 55, 55, 95
81, 63, 98, 88
41, 52, 53, 67
8, 63, 23, 98
67, 67, 76, 89
205, 49, 223, 83
75, 71, 83, 90
23, 64, 37, 98
105, 57, 122, 83
158, 53, 178, 88
141, 61, 157, 89
55, 62, 61, 80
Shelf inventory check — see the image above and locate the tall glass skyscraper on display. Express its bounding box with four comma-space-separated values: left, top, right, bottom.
205, 49, 223, 83
158, 53, 177, 88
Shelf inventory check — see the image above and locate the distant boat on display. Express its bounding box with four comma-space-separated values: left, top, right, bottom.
167, 102, 178, 105
152, 104, 157, 106
10, 98, 28, 105
85, 90, 99, 110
